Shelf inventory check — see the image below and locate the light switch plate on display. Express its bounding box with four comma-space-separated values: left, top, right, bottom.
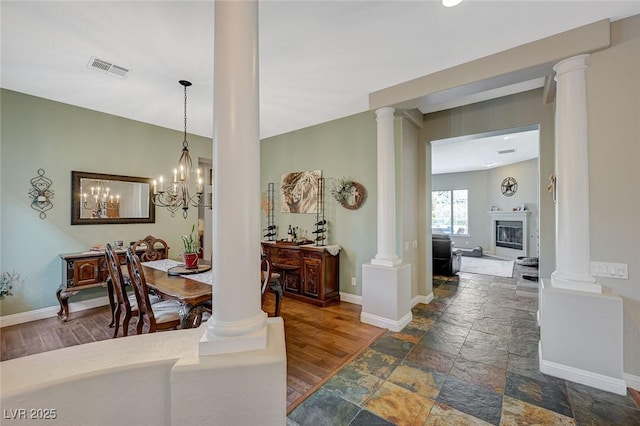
590, 261, 628, 279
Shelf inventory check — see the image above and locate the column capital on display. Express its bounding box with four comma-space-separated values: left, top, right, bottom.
553, 54, 589, 79
375, 107, 395, 120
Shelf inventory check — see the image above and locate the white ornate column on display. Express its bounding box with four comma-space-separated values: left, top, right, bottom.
372, 107, 402, 266
551, 54, 600, 293
361, 107, 411, 332
172, 3, 286, 424
201, 0, 266, 355
539, 54, 623, 396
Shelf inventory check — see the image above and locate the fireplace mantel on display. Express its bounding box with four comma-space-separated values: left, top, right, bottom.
488, 210, 531, 259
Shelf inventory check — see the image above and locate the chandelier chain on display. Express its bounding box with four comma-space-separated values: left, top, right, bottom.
183, 84, 188, 149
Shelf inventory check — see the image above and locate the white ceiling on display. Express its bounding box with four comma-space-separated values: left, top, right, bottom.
2, 1, 639, 144
431, 127, 539, 175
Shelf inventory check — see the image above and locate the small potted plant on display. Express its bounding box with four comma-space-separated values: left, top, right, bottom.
181, 224, 201, 269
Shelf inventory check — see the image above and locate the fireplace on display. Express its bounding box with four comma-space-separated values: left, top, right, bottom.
496, 220, 523, 250
488, 210, 530, 258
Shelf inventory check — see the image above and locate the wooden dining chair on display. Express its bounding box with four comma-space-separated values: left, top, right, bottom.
125, 248, 181, 334
104, 243, 137, 338
131, 235, 169, 262
261, 249, 282, 317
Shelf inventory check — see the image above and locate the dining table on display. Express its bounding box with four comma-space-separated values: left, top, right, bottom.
135, 259, 282, 329
140, 259, 213, 329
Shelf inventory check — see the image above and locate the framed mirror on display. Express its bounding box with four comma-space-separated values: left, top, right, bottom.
71, 171, 155, 225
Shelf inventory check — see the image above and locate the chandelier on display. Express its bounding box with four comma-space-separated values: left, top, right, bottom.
152, 80, 204, 218
81, 181, 120, 218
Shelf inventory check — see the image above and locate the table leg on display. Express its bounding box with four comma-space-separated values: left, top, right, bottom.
56, 286, 76, 322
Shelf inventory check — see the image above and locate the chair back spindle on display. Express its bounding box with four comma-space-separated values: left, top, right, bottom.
126, 248, 158, 333
104, 243, 134, 337
131, 235, 169, 262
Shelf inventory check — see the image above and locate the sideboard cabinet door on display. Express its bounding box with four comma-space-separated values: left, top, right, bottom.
73, 258, 100, 287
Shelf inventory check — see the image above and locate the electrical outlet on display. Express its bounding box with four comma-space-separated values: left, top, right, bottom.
351, 277, 356, 286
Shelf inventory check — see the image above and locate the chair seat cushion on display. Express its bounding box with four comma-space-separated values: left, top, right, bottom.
151, 300, 181, 323
127, 293, 138, 311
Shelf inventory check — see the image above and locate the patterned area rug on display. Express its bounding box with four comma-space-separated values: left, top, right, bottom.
460, 256, 514, 277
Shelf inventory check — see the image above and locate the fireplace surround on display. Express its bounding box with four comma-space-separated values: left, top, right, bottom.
488, 210, 530, 258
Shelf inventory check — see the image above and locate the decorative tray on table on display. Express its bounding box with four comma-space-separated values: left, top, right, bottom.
167, 264, 212, 276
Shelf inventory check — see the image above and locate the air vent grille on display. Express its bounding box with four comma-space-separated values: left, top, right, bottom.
87, 56, 130, 78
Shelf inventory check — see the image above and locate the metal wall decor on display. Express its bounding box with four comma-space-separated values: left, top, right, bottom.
501, 177, 518, 197
29, 168, 54, 219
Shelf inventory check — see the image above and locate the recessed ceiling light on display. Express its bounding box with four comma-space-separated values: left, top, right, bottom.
442, 0, 463, 7
485, 162, 496, 167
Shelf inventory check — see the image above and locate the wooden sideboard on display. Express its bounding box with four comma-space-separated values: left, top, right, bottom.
57, 246, 168, 321
261, 241, 340, 307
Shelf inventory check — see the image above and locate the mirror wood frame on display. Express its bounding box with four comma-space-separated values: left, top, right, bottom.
71, 171, 156, 225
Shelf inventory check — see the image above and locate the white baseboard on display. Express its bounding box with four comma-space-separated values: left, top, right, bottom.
0, 296, 110, 328
339, 292, 362, 305
539, 343, 627, 395
340, 292, 433, 308
360, 310, 411, 332
412, 293, 433, 307
625, 373, 640, 391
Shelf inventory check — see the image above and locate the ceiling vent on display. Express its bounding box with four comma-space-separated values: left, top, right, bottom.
497, 148, 516, 155
86, 56, 130, 78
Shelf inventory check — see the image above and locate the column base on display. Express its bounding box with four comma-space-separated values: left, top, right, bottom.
371, 256, 403, 267
200, 311, 267, 356
551, 270, 601, 293
539, 278, 625, 394
174, 318, 287, 425
361, 262, 412, 332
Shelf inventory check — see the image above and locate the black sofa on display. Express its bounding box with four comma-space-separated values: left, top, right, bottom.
432, 234, 462, 276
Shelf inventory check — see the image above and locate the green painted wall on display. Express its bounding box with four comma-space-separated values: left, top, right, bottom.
260, 111, 378, 296
0, 89, 212, 315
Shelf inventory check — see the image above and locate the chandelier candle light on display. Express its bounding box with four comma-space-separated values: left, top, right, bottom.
152, 80, 204, 218
81, 181, 119, 218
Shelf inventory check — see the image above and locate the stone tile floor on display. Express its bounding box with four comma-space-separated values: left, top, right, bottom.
287, 265, 640, 425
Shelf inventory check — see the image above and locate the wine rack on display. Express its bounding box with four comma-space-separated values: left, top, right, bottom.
263, 182, 276, 241
314, 177, 326, 246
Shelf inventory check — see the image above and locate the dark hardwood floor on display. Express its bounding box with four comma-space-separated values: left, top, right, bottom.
0, 292, 386, 413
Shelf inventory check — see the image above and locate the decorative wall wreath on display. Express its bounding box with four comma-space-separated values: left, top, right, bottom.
331, 178, 367, 210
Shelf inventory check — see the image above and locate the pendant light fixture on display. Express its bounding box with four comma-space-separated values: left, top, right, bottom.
151, 80, 204, 218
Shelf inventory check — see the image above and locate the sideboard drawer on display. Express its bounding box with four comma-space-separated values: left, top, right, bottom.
272, 247, 301, 269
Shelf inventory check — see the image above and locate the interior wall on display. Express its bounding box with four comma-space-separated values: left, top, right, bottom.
260, 111, 378, 297
422, 89, 555, 277
400, 118, 420, 298
487, 159, 540, 257
585, 14, 640, 377
0, 89, 212, 315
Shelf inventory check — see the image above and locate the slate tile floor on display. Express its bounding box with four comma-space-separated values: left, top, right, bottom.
287, 265, 640, 425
